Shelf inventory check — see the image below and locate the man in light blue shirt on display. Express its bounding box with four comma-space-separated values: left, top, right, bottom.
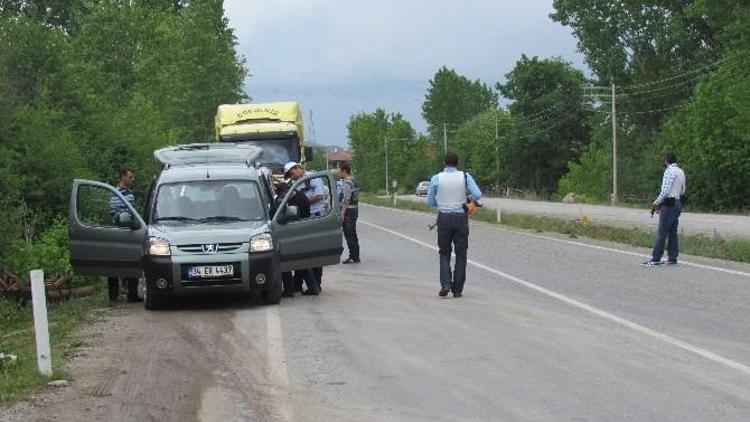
427, 152, 482, 298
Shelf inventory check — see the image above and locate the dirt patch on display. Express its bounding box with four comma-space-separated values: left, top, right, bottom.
0, 296, 278, 422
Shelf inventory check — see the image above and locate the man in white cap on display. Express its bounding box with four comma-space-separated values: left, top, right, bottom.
284, 161, 327, 293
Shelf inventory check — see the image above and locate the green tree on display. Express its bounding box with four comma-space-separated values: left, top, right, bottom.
422, 66, 498, 139
451, 108, 511, 190
497, 56, 590, 195
661, 53, 750, 210
347, 109, 428, 193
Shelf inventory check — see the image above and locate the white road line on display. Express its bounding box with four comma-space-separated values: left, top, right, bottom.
360, 219, 750, 378
266, 306, 294, 421
361, 203, 750, 279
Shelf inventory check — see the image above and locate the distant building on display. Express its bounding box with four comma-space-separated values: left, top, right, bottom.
325, 149, 353, 170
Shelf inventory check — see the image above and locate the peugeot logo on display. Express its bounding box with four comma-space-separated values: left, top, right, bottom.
201, 244, 218, 253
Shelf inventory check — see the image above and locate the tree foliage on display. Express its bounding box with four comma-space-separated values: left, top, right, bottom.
0, 0, 246, 275
422, 66, 498, 138
497, 56, 590, 195
661, 54, 750, 210
347, 109, 435, 193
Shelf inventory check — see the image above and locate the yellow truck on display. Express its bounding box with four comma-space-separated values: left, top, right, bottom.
215, 101, 313, 174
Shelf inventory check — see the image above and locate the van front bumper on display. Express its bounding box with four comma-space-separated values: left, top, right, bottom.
144, 251, 275, 296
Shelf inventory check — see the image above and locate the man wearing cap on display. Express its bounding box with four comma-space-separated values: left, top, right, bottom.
284, 161, 326, 294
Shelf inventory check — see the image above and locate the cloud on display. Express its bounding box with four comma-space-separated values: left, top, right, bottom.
223, 0, 586, 145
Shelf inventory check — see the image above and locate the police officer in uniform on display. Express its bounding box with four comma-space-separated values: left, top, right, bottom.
427, 153, 482, 298
339, 163, 360, 264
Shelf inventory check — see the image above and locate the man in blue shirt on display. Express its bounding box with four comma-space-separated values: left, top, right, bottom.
427, 152, 482, 298
643, 152, 687, 266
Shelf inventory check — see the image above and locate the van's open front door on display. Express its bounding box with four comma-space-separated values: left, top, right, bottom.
271, 172, 343, 271
68, 179, 147, 277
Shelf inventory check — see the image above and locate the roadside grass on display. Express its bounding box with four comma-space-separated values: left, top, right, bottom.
0, 284, 107, 405
361, 194, 750, 264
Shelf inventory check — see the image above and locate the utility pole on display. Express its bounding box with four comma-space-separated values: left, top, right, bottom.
495, 109, 500, 195
611, 83, 618, 205
443, 122, 448, 154
384, 137, 389, 196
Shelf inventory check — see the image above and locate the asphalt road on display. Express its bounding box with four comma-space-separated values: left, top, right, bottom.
402, 194, 750, 238
7, 204, 750, 421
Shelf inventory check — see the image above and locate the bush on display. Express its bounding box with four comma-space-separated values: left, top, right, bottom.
558, 144, 611, 203
4, 219, 71, 280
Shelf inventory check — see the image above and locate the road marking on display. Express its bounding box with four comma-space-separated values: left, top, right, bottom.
361, 203, 750, 279
360, 219, 750, 377
266, 306, 294, 421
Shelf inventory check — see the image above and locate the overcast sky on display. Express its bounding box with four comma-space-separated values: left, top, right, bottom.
224, 0, 587, 147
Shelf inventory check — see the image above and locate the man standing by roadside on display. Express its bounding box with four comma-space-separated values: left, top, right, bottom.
643, 152, 687, 266
427, 152, 482, 298
108, 167, 140, 302
339, 163, 360, 264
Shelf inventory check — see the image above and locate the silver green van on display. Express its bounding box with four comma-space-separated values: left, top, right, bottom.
68, 144, 342, 309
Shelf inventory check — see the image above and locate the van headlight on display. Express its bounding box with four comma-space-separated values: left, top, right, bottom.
250, 233, 273, 253
147, 237, 171, 256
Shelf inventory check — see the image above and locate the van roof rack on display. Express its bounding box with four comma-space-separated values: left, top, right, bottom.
154, 143, 262, 168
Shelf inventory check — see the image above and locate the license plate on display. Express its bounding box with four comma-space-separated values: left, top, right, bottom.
187, 265, 234, 279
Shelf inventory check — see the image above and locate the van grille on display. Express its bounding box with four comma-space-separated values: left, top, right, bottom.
177, 243, 244, 254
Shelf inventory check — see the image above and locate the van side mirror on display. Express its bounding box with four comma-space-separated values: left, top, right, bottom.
279, 205, 300, 224
304, 146, 314, 163
117, 211, 140, 229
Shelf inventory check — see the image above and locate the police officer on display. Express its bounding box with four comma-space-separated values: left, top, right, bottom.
108, 167, 140, 302
339, 163, 360, 264
643, 152, 687, 266
283, 162, 322, 295
427, 153, 482, 298
275, 181, 315, 297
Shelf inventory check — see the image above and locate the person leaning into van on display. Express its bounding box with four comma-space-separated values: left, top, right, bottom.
283, 162, 322, 295
107, 167, 141, 303
427, 152, 482, 298
643, 152, 687, 266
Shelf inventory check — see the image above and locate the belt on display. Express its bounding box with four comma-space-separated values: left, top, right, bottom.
438, 212, 467, 218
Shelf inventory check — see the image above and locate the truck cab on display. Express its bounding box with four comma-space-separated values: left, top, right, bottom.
215, 102, 313, 175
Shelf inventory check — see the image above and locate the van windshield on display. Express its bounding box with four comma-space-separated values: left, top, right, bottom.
153, 180, 265, 224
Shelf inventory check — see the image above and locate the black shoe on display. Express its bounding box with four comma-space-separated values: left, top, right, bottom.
282, 290, 295, 298
666, 260, 678, 265
342, 258, 360, 264
439, 288, 450, 297
452, 291, 462, 298
302, 289, 320, 296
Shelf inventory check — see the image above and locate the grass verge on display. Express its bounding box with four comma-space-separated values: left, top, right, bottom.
0, 284, 107, 405
361, 194, 750, 263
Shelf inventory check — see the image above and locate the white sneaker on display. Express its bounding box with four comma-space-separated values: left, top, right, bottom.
642, 260, 663, 267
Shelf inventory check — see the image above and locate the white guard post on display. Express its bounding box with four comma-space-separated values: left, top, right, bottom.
30, 269, 52, 376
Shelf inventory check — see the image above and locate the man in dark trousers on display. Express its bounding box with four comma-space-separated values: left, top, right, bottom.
275, 180, 318, 297
643, 152, 687, 266
281, 162, 321, 296
339, 163, 360, 264
107, 167, 140, 302
426, 152, 482, 298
